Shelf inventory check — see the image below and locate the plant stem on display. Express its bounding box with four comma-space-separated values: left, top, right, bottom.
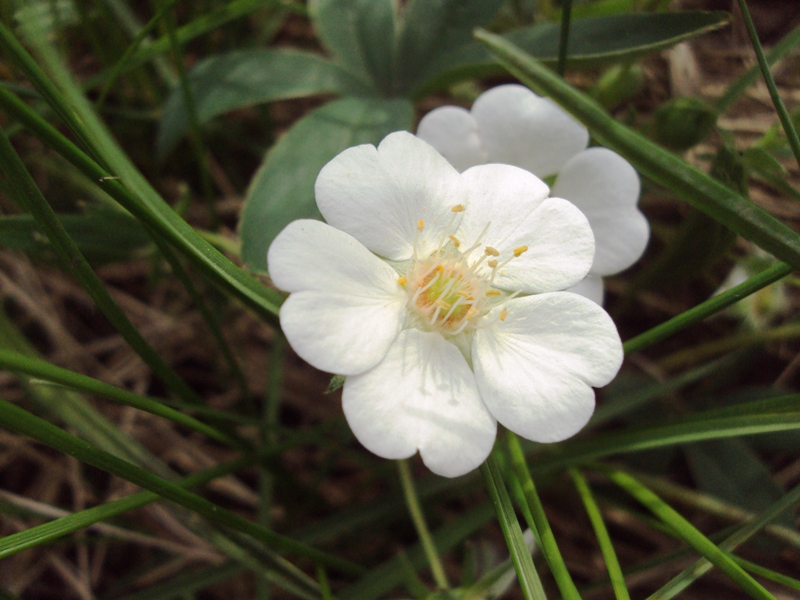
397, 459, 450, 590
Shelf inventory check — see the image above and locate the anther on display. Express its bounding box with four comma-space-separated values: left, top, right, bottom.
484, 246, 500, 257
448, 235, 461, 248
417, 219, 425, 231
513, 245, 529, 257
434, 299, 450, 310
485, 290, 501, 297
499, 308, 509, 322
397, 276, 407, 286
487, 259, 498, 269
451, 204, 465, 212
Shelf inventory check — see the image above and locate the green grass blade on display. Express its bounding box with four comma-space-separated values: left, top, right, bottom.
0, 454, 252, 559
0, 397, 362, 576
736, 0, 800, 170
0, 124, 203, 406
505, 431, 581, 600
569, 469, 630, 600
0, 84, 282, 323
474, 28, 800, 270
482, 454, 548, 600
732, 557, 800, 592
0, 348, 245, 449
533, 397, 800, 471
606, 470, 775, 600
0, 24, 282, 323
646, 481, 800, 599
717, 20, 800, 112
623, 262, 793, 355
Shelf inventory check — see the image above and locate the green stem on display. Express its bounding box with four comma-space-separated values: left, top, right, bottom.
505, 431, 581, 600
569, 469, 630, 600
623, 261, 793, 355
481, 454, 547, 600
397, 459, 450, 590
735, 0, 800, 170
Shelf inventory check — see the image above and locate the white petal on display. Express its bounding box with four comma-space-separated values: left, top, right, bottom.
267, 220, 406, 375
343, 329, 497, 477
471, 84, 589, 178
416, 106, 488, 173
315, 131, 467, 261
473, 293, 623, 443
566, 275, 605, 305
268, 219, 402, 295
457, 164, 594, 293
552, 148, 649, 276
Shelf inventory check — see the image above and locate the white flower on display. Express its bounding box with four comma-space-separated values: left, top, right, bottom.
267, 131, 623, 477
417, 84, 650, 305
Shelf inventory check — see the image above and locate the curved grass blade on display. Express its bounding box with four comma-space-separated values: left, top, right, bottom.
0, 125, 202, 406
505, 431, 581, 600
0, 397, 362, 576
532, 396, 800, 472
717, 20, 800, 112
0, 84, 282, 324
0, 348, 244, 449
0, 24, 282, 323
736, 0, 800, 170
570, 469, 630, 600
474, 29, 800, 270
605, 470, 775, 600
623, 262, 793, 355
481, 454, 548, 600
646, 481, 800, 599
0, 454, 251, 559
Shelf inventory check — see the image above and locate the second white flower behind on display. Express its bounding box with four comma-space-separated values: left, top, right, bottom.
417, 84, 650, 304
268, 131, 623, 478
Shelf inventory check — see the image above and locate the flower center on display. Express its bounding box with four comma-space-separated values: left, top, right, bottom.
397, 206, 527, 335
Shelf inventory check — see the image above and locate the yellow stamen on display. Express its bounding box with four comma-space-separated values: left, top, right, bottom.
484, 246, 500, 257
513, 245, 529, 257
499, 308, 508, 322
487, 259, 498, 269
417, 219, 425, 231
486, 290, 501, 297
435, 265, 444, 273
397, 276, 407, 286
466, 308, 480, 319
434, 299, 450, 309
451, 204, 465, 212
448, 235, 461, 248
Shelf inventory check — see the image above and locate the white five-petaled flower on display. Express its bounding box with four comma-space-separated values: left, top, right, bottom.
417, 84, 650, 305
267, 131, 624, 478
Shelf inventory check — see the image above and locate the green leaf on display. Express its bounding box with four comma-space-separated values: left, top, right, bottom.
475, 28, 800, 271
0, 206, 149, 265
417, 11, 730, 95
393, 0, 504, 94
157, 49, 373, 159
308, 0, 396, 93
240, 96, 414, 271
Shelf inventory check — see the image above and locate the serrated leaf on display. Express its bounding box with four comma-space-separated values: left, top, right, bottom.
308, 0, 396, 93
239, 96, 414, 271
157, 49, 373, 158
393, 0, 504, 95
417, 11, 730, 95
